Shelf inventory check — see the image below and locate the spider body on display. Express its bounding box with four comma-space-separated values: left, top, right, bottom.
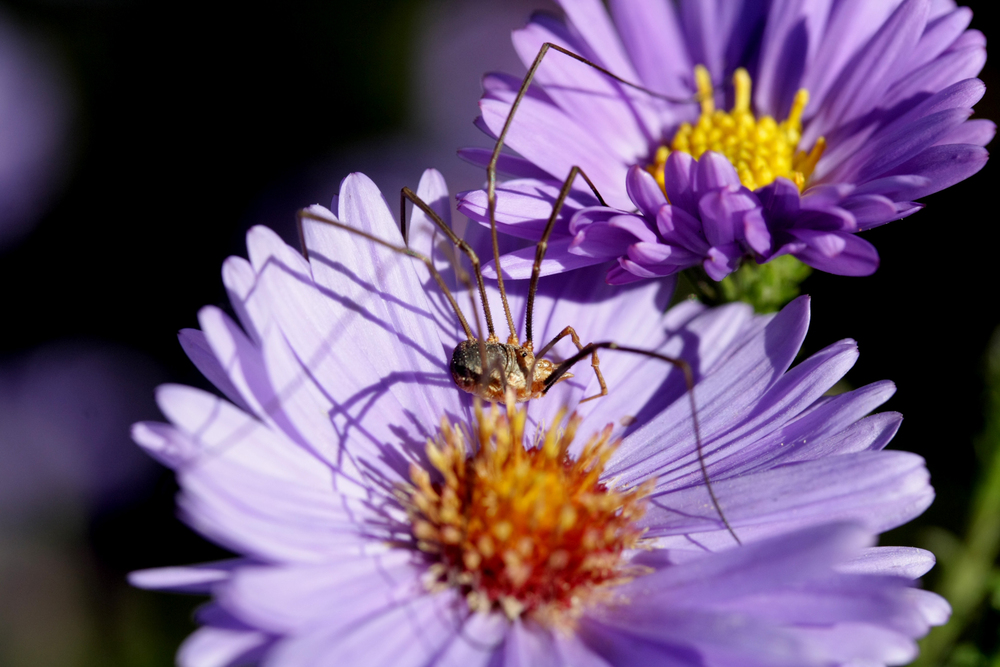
449, 338, 569, 403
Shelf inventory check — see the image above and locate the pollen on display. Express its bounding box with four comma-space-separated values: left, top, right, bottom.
648, 65, 826, 193
403, 401, 653, 627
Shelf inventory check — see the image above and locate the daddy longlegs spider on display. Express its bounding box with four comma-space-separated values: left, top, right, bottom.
296, 165, 740, 545
474, 40, 738, 543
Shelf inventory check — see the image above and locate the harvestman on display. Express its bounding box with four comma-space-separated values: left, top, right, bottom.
296, 177, 739, 544
293, 34, 738, 544
473, 40, 739, 544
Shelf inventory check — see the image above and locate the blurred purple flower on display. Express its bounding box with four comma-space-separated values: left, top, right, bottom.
0, 344, 162, 522
131, 170, 944, 665
458, 0, 991, 282
0, 9, 73, 250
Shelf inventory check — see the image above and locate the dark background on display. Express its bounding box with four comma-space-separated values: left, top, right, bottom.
0, 0, 995, 664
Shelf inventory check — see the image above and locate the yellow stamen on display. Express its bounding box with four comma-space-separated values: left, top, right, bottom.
694, 64, 715, 115
403, 401, 652, 627
648, 67, 826, 193
733, 67, 751, 113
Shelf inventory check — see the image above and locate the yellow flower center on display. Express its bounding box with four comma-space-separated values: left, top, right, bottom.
649, 65, 826, 192
404, 401, 652, 627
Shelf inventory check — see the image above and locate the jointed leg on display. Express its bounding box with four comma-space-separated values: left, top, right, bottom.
542, 341, 741, 546
400, 187, 500, 342
534, 326, 607, 404
484, 43, 692, 348
524, 164, 606, 347
297, 208, 475, 340
486, 41, 691, 204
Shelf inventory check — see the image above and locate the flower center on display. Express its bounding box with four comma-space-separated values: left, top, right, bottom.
404, 401, 652, 626
648, 66, 826, 192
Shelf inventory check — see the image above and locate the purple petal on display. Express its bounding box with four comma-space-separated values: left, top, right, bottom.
512, 15, 660, 164
840, 108, 974, 184
840, 194, 901, 230
178, 328, 253, 413
627, 241, 701, 268
852, 174, 931, 199
457, 147, 554, 180
457, 178, 599, 241
478, 94, 631, 209
879, 47, 987, 115
177, 625, 271, 667
569, 219, 646, 259
246, 223, 311, 278
641, 451, 932, 539
220, 553, 423, 634
608, 296, 813, 485
662, 151, 698, 214
879, 143, 990, 199
632, 523, 874, 600
483, 237, 608, 280
694, 151, 742, 191
807, 0, 930, 140
222, 255, 264, 343
581, 618, 704, 665
263, 589, 462, 667
635, 337, 864, 489
703, 245, 741, 281
801, 0, 907, 118
609, 258, 678, 283
790, 230, 880, 276
935, 117, 996, 146
698, 185, 759, 248
433, 613, 508, 667
155, 385, 378, 561
555, 0, 639, 81
129, 560, 243, 594
743, 207, 771, 255
908, 6, 974, 73
407, 167, 450, 249
502, 619, 560, 667
753, 0, 812, 119
626, 165, 667, 218
608, 0, 691, 97
656, 204, 707, 252
839, 547, 936, 578
132, 420, 199, 469
800, 183, 855, 210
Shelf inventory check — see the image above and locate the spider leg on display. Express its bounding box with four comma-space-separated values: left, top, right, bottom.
524, 164, 605, 348
484, 43, 697, 347
401, 187, 499, 343
544, 342, 741, 546
297, 208, 475, 340
534, 326, 606, 404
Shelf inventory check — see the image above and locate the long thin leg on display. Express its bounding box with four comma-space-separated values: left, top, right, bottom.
400, 187, 500, 342
533, 325, 607, 403
524, 164, 606, 347
397, 189, 505, 399
485, 43, 696, 346
543, 342, 740, 546
297, 208, 475, 340
486, 42, 693, 200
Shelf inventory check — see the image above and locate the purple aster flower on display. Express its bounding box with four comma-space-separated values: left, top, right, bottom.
0, 9, 72, 250
457, 0, 991, 282
130, 170, 944, 665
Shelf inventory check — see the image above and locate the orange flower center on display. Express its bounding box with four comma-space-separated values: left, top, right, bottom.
404, 401, 652, 627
